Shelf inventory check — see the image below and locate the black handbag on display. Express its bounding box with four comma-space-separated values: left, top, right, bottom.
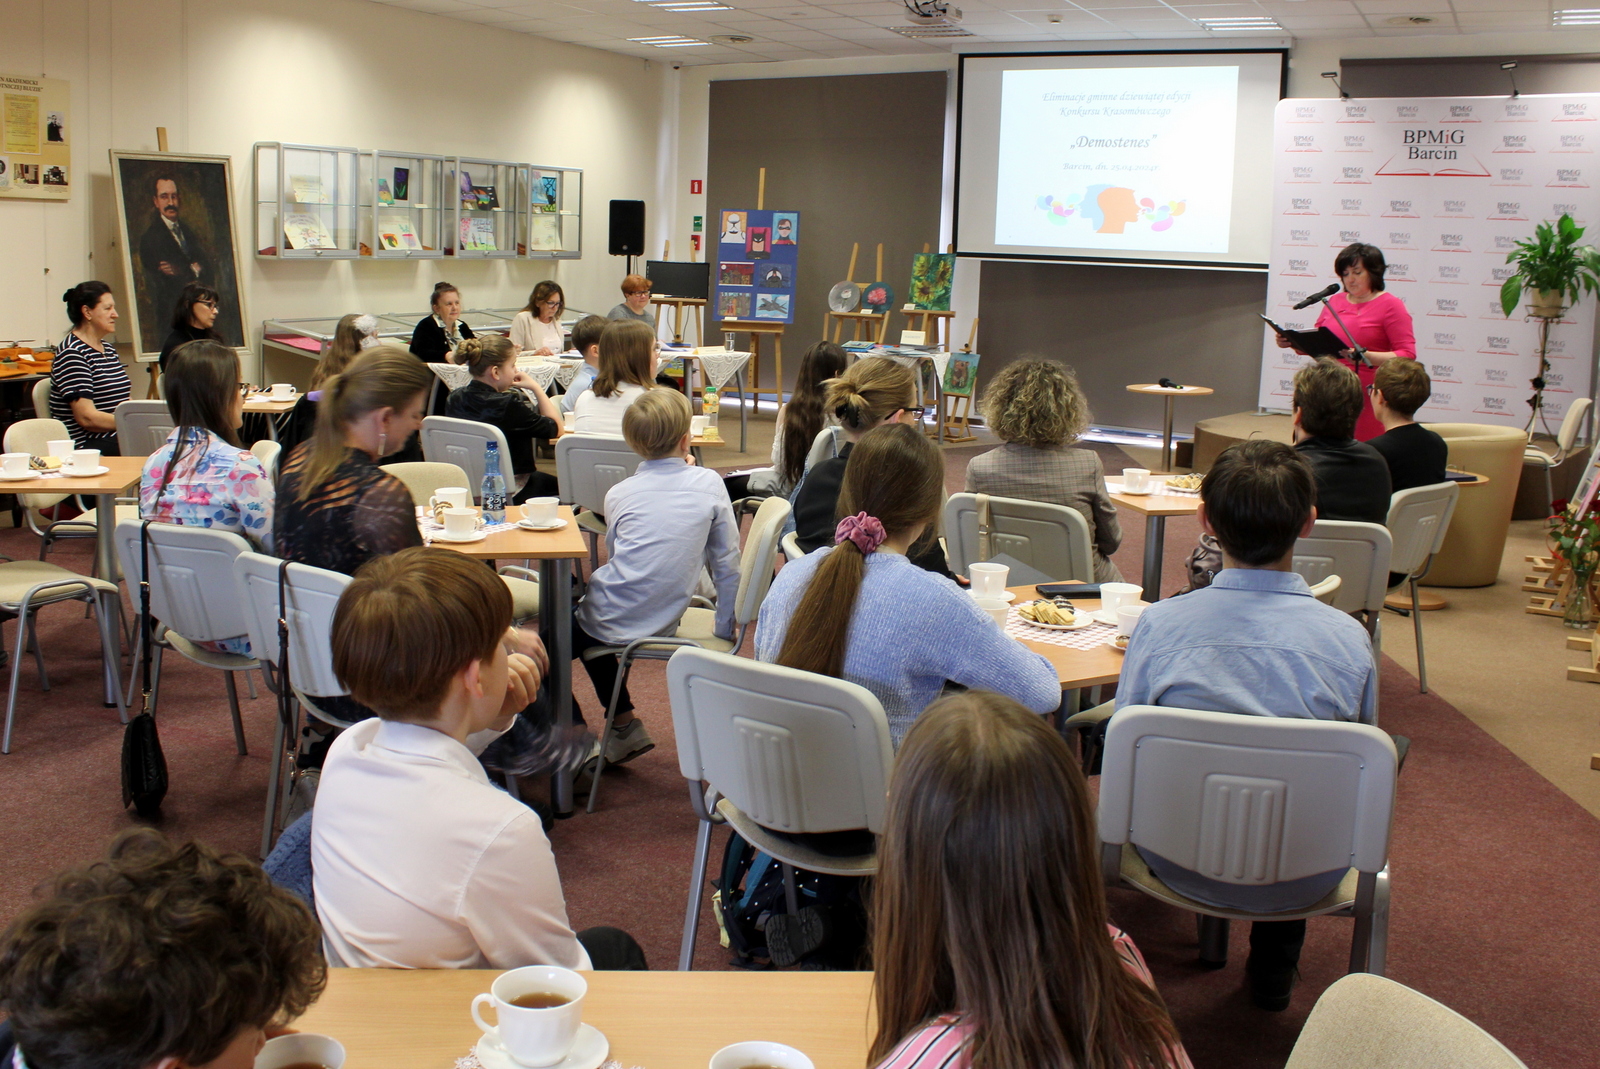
121, 520, 169, 817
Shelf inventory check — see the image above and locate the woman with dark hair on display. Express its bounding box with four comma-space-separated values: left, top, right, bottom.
511, 280, 565, 356
409, 282, 475, 363
158, 281, 223, 372
278, 313, 382, 454
756, 423, 1058, 746
725, 340, 848, 501
1274, 242, 1416, 440
49, 280, 131, 453
870, 691, 1191, 1069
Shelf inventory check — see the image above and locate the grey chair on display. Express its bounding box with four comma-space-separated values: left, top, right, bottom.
419, 415, 511, 503
1285, 973, 1529, 1069
554, 434, 644, 574
1523, 398, 1591, 513
113, 400, 176, 456
943, 491, 1095, 582
1293, 520, 1394, 643
1385, 481, 1459, 693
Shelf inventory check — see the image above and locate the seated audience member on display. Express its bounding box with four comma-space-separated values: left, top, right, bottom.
158, 281, 223, 372
141, 341, 274, 653
793, 357, 955, 578
512, 281, 565, 356
1292, 358, 1391, 524
0, 829, 326, 1069
758, 424, 1059, 746
560, 314, 607, 414
409, 281, 474, 364
278, 313, 381, 455
1366, 358, 1448, 493
573, 389, 739, 768
274, 345, 430, 575
1116, 439, 1376, 1011
572, 319, 655, 436
965, 359, 1124, 582
607, 274, 657, 329
871, 692, 1191, 1069
725, 339, 848, 501
315, 546, 645, 970
51, 280, 131, 454
446, 335, 560, 501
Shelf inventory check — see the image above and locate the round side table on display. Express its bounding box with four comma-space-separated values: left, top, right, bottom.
1127, 383, 1214, 472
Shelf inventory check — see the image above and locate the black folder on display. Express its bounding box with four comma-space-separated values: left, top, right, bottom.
1260, 315, 1353, 358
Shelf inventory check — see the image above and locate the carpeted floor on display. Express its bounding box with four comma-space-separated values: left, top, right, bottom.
1, 435, 1596, 1069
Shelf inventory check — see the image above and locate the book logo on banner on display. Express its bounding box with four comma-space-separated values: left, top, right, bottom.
1281, 257, 1315, 277
1499, 102, 1534, 122
1430, 335, 1461, 354
1442, 105, 1480, 123
1341, 135, 1370, 152
1555, 102, 1595, 122
1383, 199, 1418, 218
1390, 105, 1422, 122
1496, 135, 1533, 154
1428, 362, 1460, 384
1429, 297, 1464, 317
1474, 394, 1513, 416
1289, 165, 1318, 183
1434, 263, 1466, 284
1546, 337, 1574, 359
1335, 197, 1368, 215
1549, 169, 1589, 188
1431, 390, 1458, 411
1433, 232, 1471, 253
1436, 199, 1473, 218
1387, 230, 1417, 249
1480, 367, 1511, 385
1556, 134, 1592, 153
1340, 104, 1373, 123
1550, 201, 1585, 221
1286, 228, 1315, 245
1285, 197, 1319, 215
1495, 167, 1530, 186
1386, 260, 1417, 282
1289, 134, 1321, 152
1336, 166, 1370, 184
1478, 334, 1517, 356
1488, 201, 1527, 221
1332, 228, 1365, 247
1289, 105, 1322, 124
1546, 369, 1570, 391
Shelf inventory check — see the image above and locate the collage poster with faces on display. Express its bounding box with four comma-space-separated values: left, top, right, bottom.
1259, 94, 1600, 431
714, 209, 800, 324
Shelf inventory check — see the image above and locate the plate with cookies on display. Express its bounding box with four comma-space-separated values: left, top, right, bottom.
1016, 599, 1097, 631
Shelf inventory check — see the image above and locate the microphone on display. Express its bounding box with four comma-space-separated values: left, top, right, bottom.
1293, 284, 1341, 311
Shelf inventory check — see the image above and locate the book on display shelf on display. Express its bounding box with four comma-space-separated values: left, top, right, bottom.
289, 174, 328, 204
378, 178, 393, 205
379, 212, 421, 249
283, 213, 335, 250
528, 214, 561, 252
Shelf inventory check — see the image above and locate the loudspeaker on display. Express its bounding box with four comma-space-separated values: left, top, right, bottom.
608, 200, 645, 256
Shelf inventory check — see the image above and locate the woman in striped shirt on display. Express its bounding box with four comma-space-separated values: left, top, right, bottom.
50, 281, 132, 453
871, 692, 1192, 1069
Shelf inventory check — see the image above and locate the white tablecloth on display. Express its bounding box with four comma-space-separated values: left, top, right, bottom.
427, 359, 585, 396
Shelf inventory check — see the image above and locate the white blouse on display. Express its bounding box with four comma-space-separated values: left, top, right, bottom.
571, 381, 649, 438
511, 310, 565, 354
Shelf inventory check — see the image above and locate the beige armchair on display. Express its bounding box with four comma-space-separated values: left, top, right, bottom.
1421, 423, 1527, 587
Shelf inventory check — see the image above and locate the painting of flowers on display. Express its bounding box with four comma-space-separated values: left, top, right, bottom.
910, 252, 954, 311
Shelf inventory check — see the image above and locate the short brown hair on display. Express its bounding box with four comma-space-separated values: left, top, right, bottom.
1333, 243, 1386, 292
595, 319, 656, 398
332, 547, 511, 721
621, 274, 651, 295
459, 333, 518, 378
1293, 357, 1364, 439
980, 359, 1090, 448
0, 829, 325, 1069
569, 314, 608, 355
824, 356, 915, 433
1373, 358, 1430, 418
623, 386, 690, 459
1201, 439, 1316, 566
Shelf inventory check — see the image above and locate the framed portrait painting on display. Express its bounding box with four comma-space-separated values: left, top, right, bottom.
111, 151, 247, 362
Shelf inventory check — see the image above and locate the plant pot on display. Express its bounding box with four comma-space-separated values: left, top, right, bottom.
1531, 289, 1567, 317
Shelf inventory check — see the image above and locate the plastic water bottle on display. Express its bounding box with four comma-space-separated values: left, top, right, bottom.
481, 441, 506, 524
702, 385, 720, 439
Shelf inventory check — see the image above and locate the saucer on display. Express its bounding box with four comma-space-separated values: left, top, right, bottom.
59, 465, 111, 477
970, 589, 1015, 602
430, 529, 488, 544
517, 517, 568, 532
474, 1024, 607, 1069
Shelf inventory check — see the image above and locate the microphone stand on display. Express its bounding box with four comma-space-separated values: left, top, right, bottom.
1317, 295, 1372, 368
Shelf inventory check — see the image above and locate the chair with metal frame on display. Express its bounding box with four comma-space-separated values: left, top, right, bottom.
1293, 520, 1394, 644
419, 415, 511, 504
251, 438, 282, 481
113, 400, 175, 457
379, 461, 471, 507
554, 434, 644, 575
31, 377, 50, 419
943, 491, 1095, 582
1285, 973, 1529, 1069
1384, 481, 1459, 694
1523, 397, 1592, 513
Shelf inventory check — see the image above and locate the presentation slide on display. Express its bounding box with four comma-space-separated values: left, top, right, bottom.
958, 52, 1284, 269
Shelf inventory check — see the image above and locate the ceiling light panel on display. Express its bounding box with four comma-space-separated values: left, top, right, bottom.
1192, 14, 1285, 29
1555, 7, 1600, 23
628, 33, 714, 43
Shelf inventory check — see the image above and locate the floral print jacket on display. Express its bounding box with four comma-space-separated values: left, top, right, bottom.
140, 428, 274, 553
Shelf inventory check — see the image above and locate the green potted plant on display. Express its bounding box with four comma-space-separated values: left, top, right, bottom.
1500, 213, 1600, 318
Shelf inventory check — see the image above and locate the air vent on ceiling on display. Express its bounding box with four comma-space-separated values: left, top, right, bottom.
710, 34, 755, 44
889, 24, 973, 37
1384, 15, 1436, 25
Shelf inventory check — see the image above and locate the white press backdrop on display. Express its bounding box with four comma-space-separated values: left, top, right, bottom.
1259, 94, 1600, 432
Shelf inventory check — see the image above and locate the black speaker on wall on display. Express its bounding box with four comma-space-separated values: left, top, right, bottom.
608, 200, 645, 256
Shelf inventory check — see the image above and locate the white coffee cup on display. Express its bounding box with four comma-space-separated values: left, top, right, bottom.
523, 496, 559, 526
254, 1032, 346, 1069
710, 1041, 815, 1069
1100, 582, 1142, 615
471, 965, 587, 1068
66, 449, 100, 474
1116, 604, 1146, 639
1, 452, 30, 478
972, 595, 1011, 628
47, 439, 73, 460
690, 414, 709, 438
429, 486, 470, 513
968, 561, 1010, 598
443, 507, 478, 540
562, 410, 576, 433
270, 382, 297, 400
1122, 468, 1151, 493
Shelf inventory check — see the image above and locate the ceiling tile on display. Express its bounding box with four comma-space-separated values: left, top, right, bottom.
1351, 0, 1455, 12
1276, 12, 1371, 24
1454, 8, 1553, 21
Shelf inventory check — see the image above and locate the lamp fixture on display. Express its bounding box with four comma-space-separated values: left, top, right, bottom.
633, 0, 734, 9
628, 34, 712, 46
1555, 7, 1600, 24
1193, 15, 1284, 31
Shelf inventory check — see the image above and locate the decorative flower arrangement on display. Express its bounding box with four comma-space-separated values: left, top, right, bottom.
1548, 502, 1600, 628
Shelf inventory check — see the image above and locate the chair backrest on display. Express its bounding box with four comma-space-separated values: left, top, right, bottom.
380, 461, 472, 507
155, 372, 167, 401
1386, 481, 1459, 578
1307, 574, 1341, 605
251, 438, 282, 480
419, 415, 510, 502
1100, 705, 1397, 885
233, 551, 350, 698
555, 433, 643, 513
943, 492, 1095, 581
1556, 396, 1593, 456
780, 530, 804, 563
1293, 520, 1393, 621
734, 496, 791, 626
1285, 974, 1528, 1069
3, 417, 76, 508
115, 520, 254, 644
114, 400, 176, 457
31, 376, 50, 419
667, 647, 894, 834
804, 425, 842, 474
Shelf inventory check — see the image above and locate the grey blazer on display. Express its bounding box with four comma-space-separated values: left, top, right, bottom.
964, 442, 1124, 583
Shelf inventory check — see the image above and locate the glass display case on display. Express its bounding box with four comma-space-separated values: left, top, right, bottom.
253, 143, 362, 259
365, 151, 447, 259
449, 158, 525, 260
525, 165, 583, 260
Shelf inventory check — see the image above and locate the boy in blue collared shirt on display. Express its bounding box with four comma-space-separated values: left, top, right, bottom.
572, 387, 740, 768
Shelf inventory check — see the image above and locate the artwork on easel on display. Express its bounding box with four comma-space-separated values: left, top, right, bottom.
1570, 442, 1600, 517
943, 351, 980, 397
713, 208, 798, 324
910, 252, 954, 311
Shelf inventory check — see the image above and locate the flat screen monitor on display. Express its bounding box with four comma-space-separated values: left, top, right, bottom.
646, 260, 711, 301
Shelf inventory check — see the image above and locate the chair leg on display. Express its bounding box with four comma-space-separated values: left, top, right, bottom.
224, 672, 248, 756
1410, 578, 1428, 694
92, 594, 129, 724
1198, 914, 1230, 967
246, 672, 258, 700
679, 814, 714, 971
585, 653, 636, 814
781, 862, 801, 916
1349, 867, 1389, 976
2, 619, 27, 753
26, 615, 47, 691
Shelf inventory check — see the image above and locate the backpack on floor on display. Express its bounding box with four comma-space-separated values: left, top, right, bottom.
712, 830, 868, 970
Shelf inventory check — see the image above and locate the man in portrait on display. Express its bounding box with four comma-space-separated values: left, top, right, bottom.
138, 174, 212, 332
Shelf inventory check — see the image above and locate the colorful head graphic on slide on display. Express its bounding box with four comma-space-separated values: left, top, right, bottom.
1036, 188, 1187, 233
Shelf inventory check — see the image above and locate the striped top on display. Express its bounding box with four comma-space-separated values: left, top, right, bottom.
49, 331, 131, 450
873, 926, 1193, 1069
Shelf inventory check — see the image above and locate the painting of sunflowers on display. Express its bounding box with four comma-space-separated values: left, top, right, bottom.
910, 253, 954, 311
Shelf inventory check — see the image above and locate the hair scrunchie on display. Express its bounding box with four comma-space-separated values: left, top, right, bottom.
835, 512, 887, 556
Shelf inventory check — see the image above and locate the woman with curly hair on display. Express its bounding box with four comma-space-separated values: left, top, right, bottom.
966, 359, 1123, 582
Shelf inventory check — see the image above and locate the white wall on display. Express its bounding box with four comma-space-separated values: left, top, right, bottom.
0, 0, 677, 379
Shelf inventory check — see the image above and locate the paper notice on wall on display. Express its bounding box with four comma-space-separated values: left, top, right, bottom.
4, 93, 37, 154
0, 75, 68, 201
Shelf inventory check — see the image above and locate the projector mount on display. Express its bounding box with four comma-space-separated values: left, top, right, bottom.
902, 0, 962, 25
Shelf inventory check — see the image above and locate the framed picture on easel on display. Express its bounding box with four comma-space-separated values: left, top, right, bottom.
1570, 441, 1600, 517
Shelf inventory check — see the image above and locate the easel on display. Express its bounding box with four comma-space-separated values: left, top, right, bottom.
718, 167, 785, 406
901, 242, 956, 349
649, 240, 705, 346
1523, 554, 1600, 618
826, 243, 890, 344
1568, 634, 1600, 685
145, 126, 172, 399
940, 317, 980, 443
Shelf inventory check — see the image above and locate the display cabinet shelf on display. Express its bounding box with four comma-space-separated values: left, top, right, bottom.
253, 142, 362, 259
526, 165, 582, 260
450, 157, 524, 260
365, 151, 447, 259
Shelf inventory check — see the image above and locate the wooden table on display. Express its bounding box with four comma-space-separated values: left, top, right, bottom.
242, 394, 298, 441
430, 505, 589, 815
1006, 584, 1125, 692
1126, 383, 1213, 472
1105, 477, 1200, 603
295, 968, 875, 1069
